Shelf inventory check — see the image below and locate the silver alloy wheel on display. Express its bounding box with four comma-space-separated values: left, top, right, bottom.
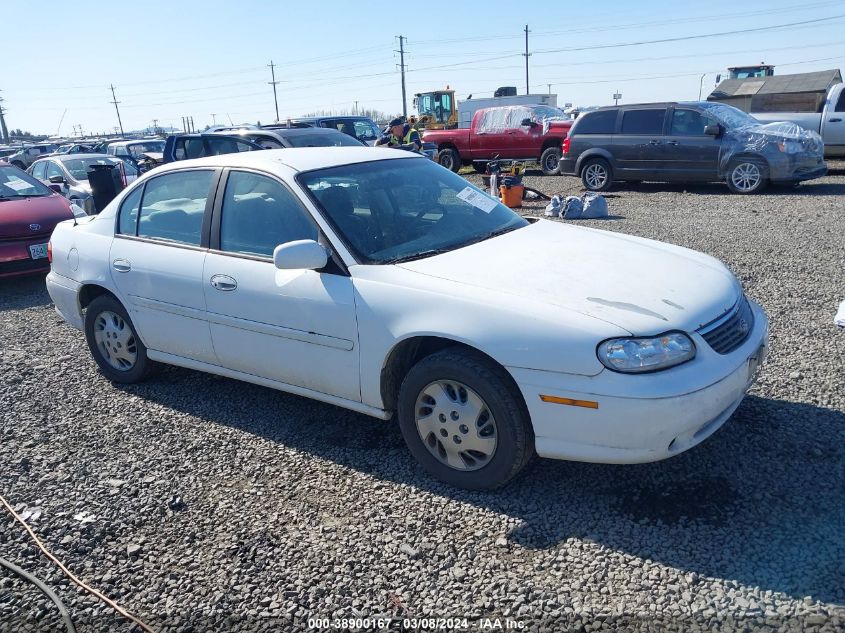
414, 380, 498, 471
584, 163, 608, 189
730, 162, 762, 192
93, 310, 138, 371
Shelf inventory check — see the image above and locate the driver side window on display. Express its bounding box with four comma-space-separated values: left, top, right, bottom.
46, 162, 64, 180
219, 171, 317, 258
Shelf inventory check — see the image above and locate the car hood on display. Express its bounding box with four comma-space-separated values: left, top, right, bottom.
397, 219, 740, 335
0, 194, 72, 238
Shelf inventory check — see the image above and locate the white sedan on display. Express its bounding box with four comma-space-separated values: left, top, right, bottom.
46, 148, 768, 490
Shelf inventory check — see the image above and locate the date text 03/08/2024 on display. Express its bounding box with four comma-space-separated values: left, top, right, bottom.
306, 616, 525, 630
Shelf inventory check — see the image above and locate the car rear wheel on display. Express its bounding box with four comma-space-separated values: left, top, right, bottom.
438, 148, 461, 173
540, 147, 562, 176
397, 347, 534, 490
725, 158, 768, 194
581, 158, 613, 191
84, 295, 156, 383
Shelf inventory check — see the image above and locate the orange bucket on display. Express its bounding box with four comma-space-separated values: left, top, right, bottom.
499, 184, 524, 208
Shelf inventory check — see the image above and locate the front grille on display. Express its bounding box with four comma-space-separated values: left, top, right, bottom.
697, 296, 754, 355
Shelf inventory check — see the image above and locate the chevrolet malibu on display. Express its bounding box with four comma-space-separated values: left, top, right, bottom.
46, 148, 768, 489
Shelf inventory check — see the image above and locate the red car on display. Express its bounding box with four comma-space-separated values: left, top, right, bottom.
0, 163, 82, 278
422, 104, 573, 175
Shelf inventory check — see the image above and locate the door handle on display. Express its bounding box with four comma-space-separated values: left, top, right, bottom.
112, 259, 131, 273
830, 118, 842, 122
210, 274, 237, 291
666, 140, 679, 146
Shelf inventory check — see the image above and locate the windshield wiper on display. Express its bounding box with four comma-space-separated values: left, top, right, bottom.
465, 223, 523, 245
381, 248, 454, 264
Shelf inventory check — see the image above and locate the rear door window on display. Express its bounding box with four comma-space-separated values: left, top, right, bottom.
137, 170, 213, 245
575, 110, 617, 134
118, 186, 143, 236
621, 109, 666, 135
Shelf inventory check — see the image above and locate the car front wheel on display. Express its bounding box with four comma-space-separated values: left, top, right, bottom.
581, 158, 613, 191
397, 348, 534, 490
84, 294, 156, 383
725, 158, 768, 194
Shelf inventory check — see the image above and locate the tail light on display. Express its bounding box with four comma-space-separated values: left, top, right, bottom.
562, 136, 571, 156
47, 241, 53, 263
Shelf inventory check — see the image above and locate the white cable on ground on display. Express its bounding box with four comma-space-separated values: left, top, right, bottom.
0, 492, 156, 633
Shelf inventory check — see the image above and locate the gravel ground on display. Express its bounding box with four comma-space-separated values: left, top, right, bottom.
1, 165, 844, 632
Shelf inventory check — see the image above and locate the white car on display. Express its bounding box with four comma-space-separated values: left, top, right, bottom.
46, 148, 768, 490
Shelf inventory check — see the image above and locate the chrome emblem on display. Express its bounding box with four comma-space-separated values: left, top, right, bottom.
29, 223, 41, 231
737, 318, 749, 335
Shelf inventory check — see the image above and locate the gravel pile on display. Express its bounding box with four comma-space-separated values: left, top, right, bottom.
1, 166, 844, 631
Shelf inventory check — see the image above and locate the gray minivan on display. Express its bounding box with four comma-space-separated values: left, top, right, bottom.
560, 101, 826, 194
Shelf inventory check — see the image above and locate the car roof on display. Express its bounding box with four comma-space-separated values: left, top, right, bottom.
55, 153, 119, 161
150, 147, 418, 174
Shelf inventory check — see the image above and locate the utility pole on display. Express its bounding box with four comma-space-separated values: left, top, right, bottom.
354, 100, 359, 115
396, 35, 407, 118
523, 25, 531, 95
151, 118, 158, 134
109, 84, 125, 137
268, 60, 280, 123
0, 90, 10, 143
698, 73, 707, 100
211, 113, 217, 126
189, 116, 195, 132
547, 83, 551, 95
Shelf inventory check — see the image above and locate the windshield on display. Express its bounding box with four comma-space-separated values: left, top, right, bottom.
299, 158, 528, 264
63, 157, 119, 180
285, 132, 363, 148
698, 102, 760, 129
531, 105, 567, 120
127, 141, 165, 157
0, 165, 53, 198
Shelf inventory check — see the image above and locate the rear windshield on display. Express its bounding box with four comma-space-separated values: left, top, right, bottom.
63, 157, 118, 180
574, 110, 617, 134
284, 132, 363, 148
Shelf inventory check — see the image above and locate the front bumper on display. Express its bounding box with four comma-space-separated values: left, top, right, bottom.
768, 153, 827, 183
0, 237, 51, 278
510, 299, 769, 464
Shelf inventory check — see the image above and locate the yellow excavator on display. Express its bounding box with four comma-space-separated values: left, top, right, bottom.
412, 88, 457, 129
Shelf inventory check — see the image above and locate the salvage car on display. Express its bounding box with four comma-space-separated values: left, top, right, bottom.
29, 154, 139, 214
46, 148, 768, 489
560, 101, 827, 193
423, 104, 573, 175
0, 163, 85, 277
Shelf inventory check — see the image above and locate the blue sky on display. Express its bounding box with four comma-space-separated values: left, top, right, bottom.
2, 0, 844, 135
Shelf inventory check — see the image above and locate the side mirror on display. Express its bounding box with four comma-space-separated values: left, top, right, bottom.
704, 123, 721, 136
273, 239, 328, 270
48, 175, 66, 184
48, 184, 63, 193
520, 118, 536, 127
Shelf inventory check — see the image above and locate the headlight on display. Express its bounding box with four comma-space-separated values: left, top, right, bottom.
597, 332, 696, 373
70, 203, 87, 219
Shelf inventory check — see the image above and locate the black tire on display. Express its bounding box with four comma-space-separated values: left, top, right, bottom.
438, 147, 461, 173
397, 347, 534, 490
84, 294, 157, 384
472, 161, 488, 174
580, 158, 613, 191
725, 157, 768, 194
540, 146, 562, 176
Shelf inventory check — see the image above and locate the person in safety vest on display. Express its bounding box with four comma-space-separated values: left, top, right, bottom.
376, 117, 422, 152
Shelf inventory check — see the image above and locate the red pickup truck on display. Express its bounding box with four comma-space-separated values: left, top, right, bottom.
422, 104, 573, 175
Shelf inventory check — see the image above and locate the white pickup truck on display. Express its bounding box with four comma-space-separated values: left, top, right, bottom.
754, 83, 845, 157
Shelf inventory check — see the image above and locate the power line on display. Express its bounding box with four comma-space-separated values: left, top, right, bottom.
533, 14, 845, 55
109, 84, 124, 137
268, 60, 280, 123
